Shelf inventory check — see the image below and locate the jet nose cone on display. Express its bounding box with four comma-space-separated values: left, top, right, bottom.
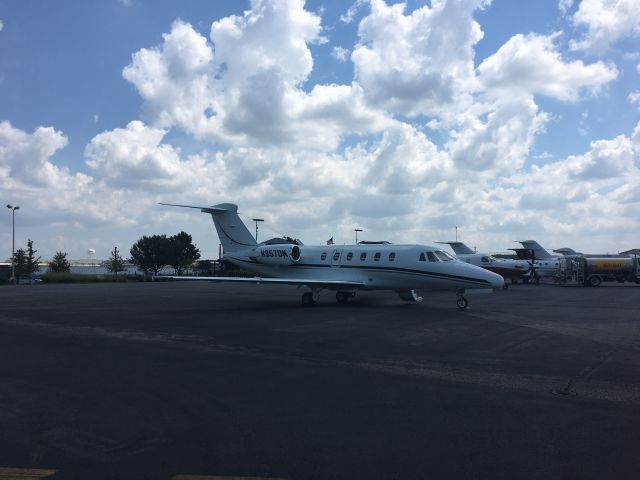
485, 269, 505, 290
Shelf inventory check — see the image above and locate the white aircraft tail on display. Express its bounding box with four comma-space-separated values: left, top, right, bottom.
160, 202, 257, 254
517, 240, 553, 259
437, 241, 475, 255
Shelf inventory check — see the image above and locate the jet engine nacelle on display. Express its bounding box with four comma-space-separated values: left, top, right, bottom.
254, 244, 302, 265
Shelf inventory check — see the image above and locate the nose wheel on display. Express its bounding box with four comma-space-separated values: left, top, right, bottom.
456, 295, 468, 309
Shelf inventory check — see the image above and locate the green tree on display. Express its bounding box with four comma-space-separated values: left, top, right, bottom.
168, 231, 200, 275
13, 248, 27, 284
24, 239, 41, 284
105, 246, 126, 278
130, 235, 171, 277
49, 251, 71, 273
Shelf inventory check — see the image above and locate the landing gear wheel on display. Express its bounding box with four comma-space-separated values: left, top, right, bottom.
301, 292, 316, 306
502, 283, 509, 290
456, 296, 468, 309
336, 291, 350, 304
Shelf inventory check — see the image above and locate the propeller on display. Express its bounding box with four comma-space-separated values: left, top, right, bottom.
524, 249, 540, 285
510, 247, 540, 284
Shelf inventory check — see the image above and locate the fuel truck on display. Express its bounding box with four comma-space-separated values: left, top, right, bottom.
555, 255, 640, 287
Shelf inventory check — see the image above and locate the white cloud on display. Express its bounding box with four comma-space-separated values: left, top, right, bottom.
352, 0, 489, 118
118, 0, 132, 7
448, 97, 549, 171
122, 20, 216, 137
629, 91, 640, 107
0, 19, 4, 32
0, 121, 70, 186
124, 4, 390, 150
331, 46, 349, 62
478, 33, 618, 101
570, 0, 640, 54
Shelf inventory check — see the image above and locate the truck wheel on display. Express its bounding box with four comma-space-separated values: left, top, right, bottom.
588, 276, 601, 287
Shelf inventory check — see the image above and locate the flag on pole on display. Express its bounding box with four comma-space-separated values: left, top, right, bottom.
326, 237, 334, 245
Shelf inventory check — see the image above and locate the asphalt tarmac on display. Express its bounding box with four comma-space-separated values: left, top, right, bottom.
1, 281, 639, 480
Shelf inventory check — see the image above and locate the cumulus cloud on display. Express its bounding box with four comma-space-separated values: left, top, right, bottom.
0, 121, 137, 229
629, 91, 640, 107
448, 97, 549, 171
0, 121, 71, 186
0, 19, 4, 32
570, 0, 640, 54
352, 0, 489, 118
123, 20, 216, 137
478, 33, 617, 101
123, 3, 392, 151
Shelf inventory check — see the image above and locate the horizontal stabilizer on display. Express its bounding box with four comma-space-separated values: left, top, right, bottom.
159, 202, 228, 215
436, 241, 475, 255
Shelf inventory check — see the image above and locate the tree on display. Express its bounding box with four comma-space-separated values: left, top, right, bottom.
105, 246, 126, 278
168, 231, 200, 275
130, 235, 171, 277
24, 239, 41, 285
13, 248, 27, 284
49, 251, 71, 273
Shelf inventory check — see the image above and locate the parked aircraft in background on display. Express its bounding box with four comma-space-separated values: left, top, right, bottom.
512, 240, 561, 282
437, 241, 531, 288
159, 203, 504, 308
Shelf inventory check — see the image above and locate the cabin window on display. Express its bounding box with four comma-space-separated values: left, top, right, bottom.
333, 251, 340, 261
360, 252, 367, 261
389, 252, 396, 261
321, 252, 327, 261
419, 253, 426, 262
427, 252, 437, 262
346, 252, 353, 261
374, 252, 381, 261
434, 250, 454, 261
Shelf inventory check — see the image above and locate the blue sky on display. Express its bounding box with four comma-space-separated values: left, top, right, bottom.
1, 0, 639, 259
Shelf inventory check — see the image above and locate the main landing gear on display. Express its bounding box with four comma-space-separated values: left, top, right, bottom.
302, 290, 356, 305
336, 291, 356, 304
456, 293, 469, 309
301, 291, 319, 306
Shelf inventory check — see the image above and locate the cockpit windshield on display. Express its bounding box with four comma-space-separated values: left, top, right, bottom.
433, 250, 455, 261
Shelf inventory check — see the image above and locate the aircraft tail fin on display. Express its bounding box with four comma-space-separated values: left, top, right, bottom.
160, 202, 257, 254
517, 240, 552, 259
436, 241, 475, 255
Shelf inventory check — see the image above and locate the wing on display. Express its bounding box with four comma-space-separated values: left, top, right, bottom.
156, 275, 365, 289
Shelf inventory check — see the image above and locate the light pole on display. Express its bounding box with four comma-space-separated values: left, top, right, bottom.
354, 228, 362, 244
252, 218, 264, 242
6, 204, 20, 284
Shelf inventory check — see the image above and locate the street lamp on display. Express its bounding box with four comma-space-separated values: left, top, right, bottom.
252, 218, 264, 242
354, 228, 363, 244
6, 204, 20, 284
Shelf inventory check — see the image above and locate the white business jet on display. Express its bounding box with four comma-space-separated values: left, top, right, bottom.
436, 241, 531, 287
160, 203, 504, 308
